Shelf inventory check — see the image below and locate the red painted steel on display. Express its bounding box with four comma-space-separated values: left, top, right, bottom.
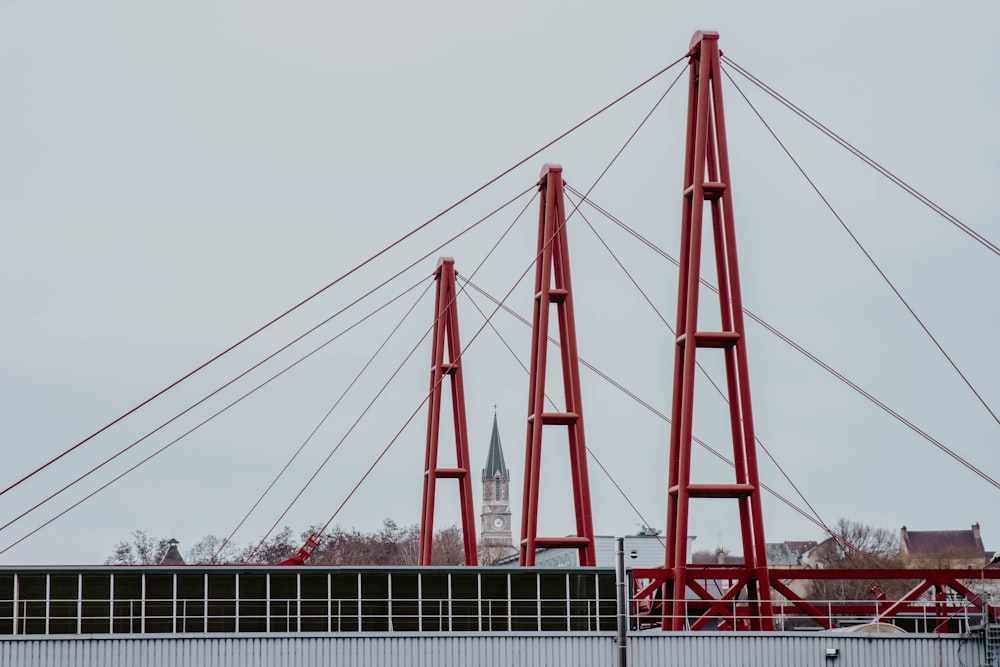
520, 164, 596, 567
419, 258, 479, 566
632, 567, 1000, 630
663, 30, 773, 629
277, 533, 321, 566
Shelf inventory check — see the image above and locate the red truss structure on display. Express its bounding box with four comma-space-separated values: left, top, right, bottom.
419, 257, 478, 566
661, 30, 773, 629
631, 567, 1000, 631
520, 165, 596, 567
628, 29, 1000, 633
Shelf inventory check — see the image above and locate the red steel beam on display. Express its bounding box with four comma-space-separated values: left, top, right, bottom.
419, 258, 478, 566
520, 164, 596, 567
663, 30, 772, 629
631, 566, 1000, 629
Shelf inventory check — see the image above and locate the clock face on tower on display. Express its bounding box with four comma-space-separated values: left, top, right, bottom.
492, 517, 505, 529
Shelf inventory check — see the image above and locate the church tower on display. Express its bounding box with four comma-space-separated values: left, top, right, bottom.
480, 414, 516, 560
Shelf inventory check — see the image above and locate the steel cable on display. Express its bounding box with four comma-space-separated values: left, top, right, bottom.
721, 65, 1000, 429
2, 53, 688, 500
566, 185, 1000, 493
720, 55, 1000, 258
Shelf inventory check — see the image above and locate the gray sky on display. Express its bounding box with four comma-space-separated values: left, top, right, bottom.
2, 1, 998, 565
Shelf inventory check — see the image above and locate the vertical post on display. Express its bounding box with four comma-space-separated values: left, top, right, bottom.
77, 573, 82, 635
520, 164, 597, 566
417, 571, 423, 632
616, 537, 628, 667
564, 571, 571, 629
507, 572, 512, 631
419, 257, 479, 565
663, 31, 773, 630
108, 572, 114, 634
447, 573, 453, 632
235, 572, 241, 633
44, 573, 50, 635
12, 573, 18, 635
387, 572, 393, 632
356, 572, 362, 631
934, 583, 948, 633
536, 572, 542, 631
172, 572, 178, 633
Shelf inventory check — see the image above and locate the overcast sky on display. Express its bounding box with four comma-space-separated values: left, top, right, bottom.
2, 1, 998, 565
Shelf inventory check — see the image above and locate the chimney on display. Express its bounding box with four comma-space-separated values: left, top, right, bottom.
973, 523, 984, 551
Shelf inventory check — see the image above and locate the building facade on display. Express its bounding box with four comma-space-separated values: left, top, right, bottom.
479, 415, 516, 562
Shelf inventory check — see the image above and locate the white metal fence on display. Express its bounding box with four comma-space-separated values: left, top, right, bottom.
0, 567, 617, 636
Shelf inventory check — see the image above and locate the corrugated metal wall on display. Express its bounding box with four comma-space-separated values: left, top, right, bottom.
1, 632, 987, 667
630, 632, 986, 666
1, 633, 613, 667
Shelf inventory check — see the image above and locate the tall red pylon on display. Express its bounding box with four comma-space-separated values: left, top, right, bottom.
419, 258, 478, 566
662, 31, 773, 629
520, 165, 596, 567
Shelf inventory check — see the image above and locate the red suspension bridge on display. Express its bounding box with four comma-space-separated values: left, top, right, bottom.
1, 31, 998, 634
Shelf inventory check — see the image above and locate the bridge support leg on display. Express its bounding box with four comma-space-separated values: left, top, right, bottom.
520, 164, 596, 567
663, 31, 773, 630
420, 258, 478, 566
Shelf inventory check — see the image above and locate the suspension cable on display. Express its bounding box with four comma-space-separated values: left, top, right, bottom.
213, 278, 436, 563
722, 65, 1000, 430
565, 195, 893, 571
0, 277, 432, 557
247, 65, 692, 557
566, 185, 1000, 493
244, 189, 540, 561
720, 55, 1000, 258
244, 301, 435, 562
459, 286, 665, 545
1, 185, 536, 537
461, 277, 902, 569
2, 54, 688, 500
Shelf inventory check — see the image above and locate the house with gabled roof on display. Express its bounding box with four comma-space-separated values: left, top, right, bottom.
900, 523, 986, 568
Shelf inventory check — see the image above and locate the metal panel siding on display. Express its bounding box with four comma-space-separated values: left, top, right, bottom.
629, 632, 986, 667
1, 634, 615, 667
1, 632, 986, 666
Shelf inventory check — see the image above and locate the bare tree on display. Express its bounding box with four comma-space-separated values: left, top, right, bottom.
430, 525, 466, 565
106, 520, 470, 566
477, 542, 516, 566
185, 534, 242, 564
104, 530, 172, 565
808, 518, 909, 601
241, 526, 298, 565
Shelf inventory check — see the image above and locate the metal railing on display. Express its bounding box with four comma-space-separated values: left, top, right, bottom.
2, 565, 992, 637
632, 595, 993, 633
0, 567, 618, 636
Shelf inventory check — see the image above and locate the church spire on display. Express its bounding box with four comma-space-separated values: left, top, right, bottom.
483, 413, 508, 480
480, 412, 515, 562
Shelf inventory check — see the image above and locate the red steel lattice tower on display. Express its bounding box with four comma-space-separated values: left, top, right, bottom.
419, 257, 478, 566
520, 164, 596, 567
662, 31, 773, 629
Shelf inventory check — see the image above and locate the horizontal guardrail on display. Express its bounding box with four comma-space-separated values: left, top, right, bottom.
0, 567, 618, 635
